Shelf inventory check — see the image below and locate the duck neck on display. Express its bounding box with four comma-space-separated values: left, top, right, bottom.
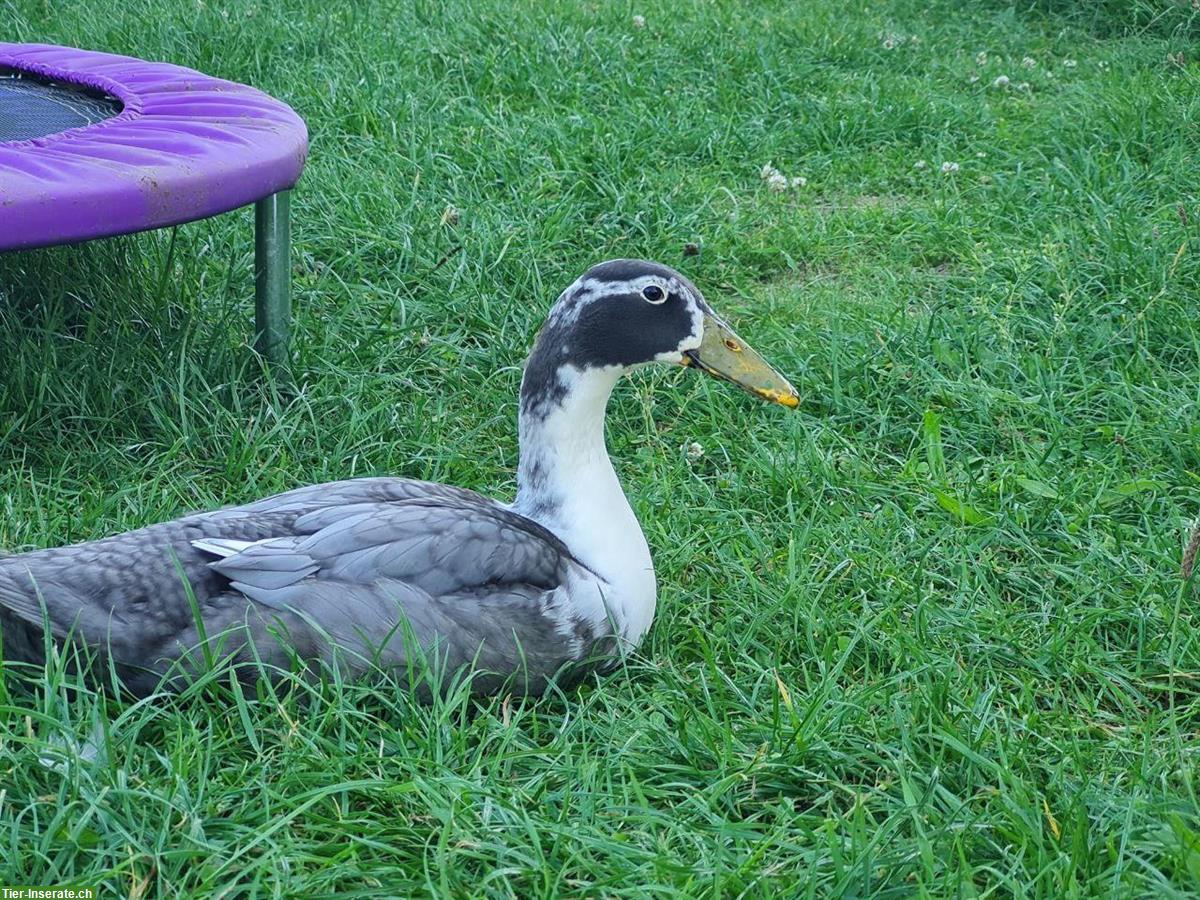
513, 347, 655, 624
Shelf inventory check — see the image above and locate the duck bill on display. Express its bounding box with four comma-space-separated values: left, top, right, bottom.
682, 312, 800, 408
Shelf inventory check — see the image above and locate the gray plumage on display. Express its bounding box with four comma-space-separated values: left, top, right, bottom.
0, 478, 606, 697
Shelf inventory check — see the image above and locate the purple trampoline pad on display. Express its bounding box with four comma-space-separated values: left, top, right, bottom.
0, 43, 308, 251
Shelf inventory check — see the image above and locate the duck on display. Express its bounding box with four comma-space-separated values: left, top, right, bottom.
0, 259, 798, 697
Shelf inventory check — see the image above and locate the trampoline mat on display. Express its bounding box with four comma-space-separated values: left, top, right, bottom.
0, 67, 123, 142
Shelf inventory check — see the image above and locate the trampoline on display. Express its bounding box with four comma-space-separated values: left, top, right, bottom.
0, 43, 309, 363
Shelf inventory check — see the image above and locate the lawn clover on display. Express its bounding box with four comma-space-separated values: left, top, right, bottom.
632, 14, 646, 28
941, 161, 959, 174
992, 74, 1010, 88
761, 163, 806, 192
1022, 56, 1036, 68
914, 159, 928, 169
975, 51, 988, 65
686, 442, 705, 461
1063, 58, 1077, 68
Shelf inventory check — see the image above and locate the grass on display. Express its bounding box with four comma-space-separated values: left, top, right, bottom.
2, 0, 1200, 895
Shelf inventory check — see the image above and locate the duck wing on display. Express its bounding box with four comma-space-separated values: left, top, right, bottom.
206, 497, 576, 603
196, 497, 606, 692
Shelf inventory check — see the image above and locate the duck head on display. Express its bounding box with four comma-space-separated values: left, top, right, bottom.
521, 259, 799, 415
514, 259, 798, 625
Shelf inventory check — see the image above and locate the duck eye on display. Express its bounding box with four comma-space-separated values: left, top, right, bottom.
641, 285, 666, 303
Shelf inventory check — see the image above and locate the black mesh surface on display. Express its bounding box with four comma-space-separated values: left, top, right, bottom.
0, 67, 123, 142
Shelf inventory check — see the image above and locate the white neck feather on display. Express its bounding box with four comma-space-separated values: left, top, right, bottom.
513, 365, 656, 645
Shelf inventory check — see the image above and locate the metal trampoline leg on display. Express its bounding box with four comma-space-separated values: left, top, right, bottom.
254, 191, 291, 366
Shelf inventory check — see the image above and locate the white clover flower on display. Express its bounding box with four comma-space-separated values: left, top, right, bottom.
992, 74, 1010, 88
975, 51, 988, 66
914, 159, 927, 169
1062, 58, 1077, 68
762, 163, 806, 191
1017, 81, 1031, 92
632, 14, 646, 28
686, 442, 704, 460
968, 74, 980, 83
1022, 56, 1036, 68
941, 161, 959, 173
976, 151, 987, 157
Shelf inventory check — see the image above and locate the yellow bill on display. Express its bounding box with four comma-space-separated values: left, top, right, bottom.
681, 312, 799, 408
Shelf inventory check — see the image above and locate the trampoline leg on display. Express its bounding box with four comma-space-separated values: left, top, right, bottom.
254, 191, 291, 366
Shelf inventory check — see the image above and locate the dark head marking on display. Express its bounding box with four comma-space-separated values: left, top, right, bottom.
520, 260, 709, 415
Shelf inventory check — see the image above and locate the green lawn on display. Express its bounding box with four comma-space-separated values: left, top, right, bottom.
3, 0, 1200, 895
